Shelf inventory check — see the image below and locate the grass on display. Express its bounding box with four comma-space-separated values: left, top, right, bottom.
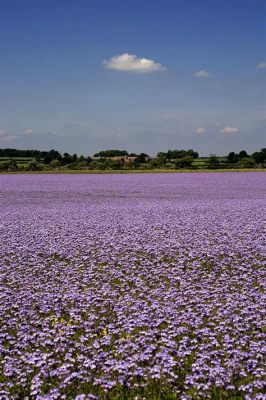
0, 157, 35, 161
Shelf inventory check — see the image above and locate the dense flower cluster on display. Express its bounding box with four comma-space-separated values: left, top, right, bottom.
0, 172, 265, 400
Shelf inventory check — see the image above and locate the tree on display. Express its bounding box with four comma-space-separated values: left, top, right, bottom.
62, 153, 72, 165
187, 149, 199, 159
158, 149, 198, 160
50, 159, 61, 169
94, 150, 128, 157
133, 153, 149, 167
175, 156, 194, 168
227, 152, 239, 164
208, 154, 220, 169
2, 159, 18, 171
89, 160, 106, 170
167, 149, 187, 159
107, 159, 124, 170
238, 157, 256, 168
149, 158, 163, 168
0, 160, 11, 171
27, 160, 44, 171
43, 149, 62, 164
0, 148, 42, 158
238, 150, 248, 160
86, 156, 92, 165
77, 160, 88, 170
72, 153, 78, 163
157, 152, 167, 164
252, 148, 266, 164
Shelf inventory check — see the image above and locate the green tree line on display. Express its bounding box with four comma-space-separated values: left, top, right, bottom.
0, 147, 265, 171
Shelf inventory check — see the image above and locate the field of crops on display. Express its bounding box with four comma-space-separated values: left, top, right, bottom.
1, 172, 265, 400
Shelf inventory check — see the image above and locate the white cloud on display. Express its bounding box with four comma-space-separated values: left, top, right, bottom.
194, 70, 210, 78
195, 127, 206, 134
103, 53, 165, 73
256, 62, 266, 69
23, 129, 34, 135
0, 130, 18, 141
220, 126, 239, 135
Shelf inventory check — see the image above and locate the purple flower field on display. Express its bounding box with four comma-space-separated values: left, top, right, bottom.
0, 172, 265, 400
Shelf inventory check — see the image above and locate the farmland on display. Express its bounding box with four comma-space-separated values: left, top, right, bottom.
0, 172, 265, 400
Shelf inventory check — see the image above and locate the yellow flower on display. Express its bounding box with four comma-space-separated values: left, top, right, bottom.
51, 316, 59, 327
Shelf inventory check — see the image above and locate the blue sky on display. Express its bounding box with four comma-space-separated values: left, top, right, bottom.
0, 0, 265, 155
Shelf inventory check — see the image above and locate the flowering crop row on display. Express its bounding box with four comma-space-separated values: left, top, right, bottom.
0, 172, 265, 400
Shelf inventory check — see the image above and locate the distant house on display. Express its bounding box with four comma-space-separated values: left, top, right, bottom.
92, 155, 137, 163
125, 156, 137, 163
91, 155, 155, 163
